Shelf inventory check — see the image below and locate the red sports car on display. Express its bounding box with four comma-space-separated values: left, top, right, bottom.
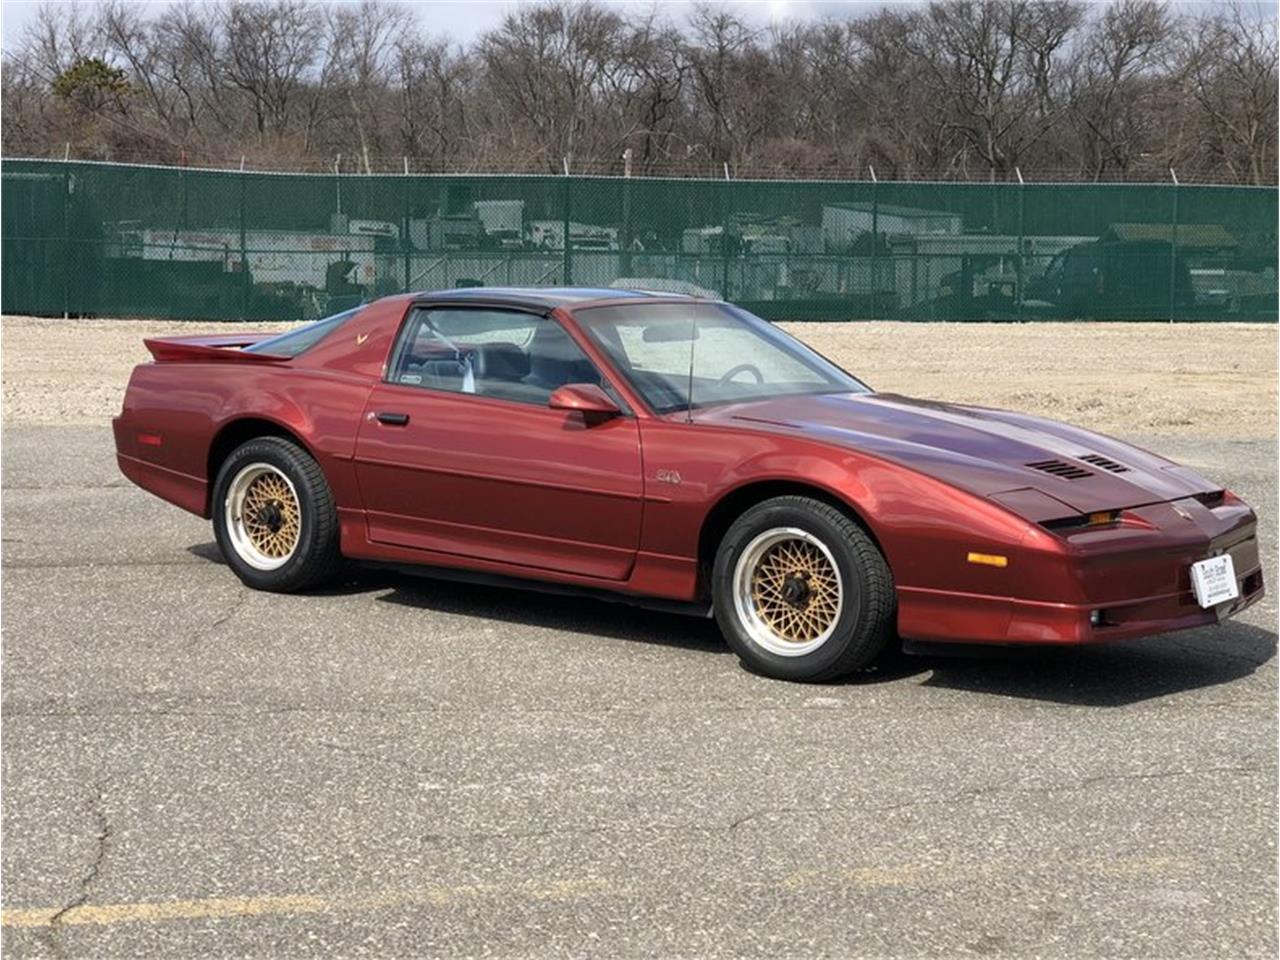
114, 288, 1264, 682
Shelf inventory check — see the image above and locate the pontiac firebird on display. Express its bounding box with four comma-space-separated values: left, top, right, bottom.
113, 288, 1264, 682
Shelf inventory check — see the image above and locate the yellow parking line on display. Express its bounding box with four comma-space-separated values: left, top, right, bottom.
2, 879, 615, 929
2, 856, 1190, 929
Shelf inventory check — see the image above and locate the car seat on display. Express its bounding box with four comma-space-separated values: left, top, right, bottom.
524, 324, 598, 392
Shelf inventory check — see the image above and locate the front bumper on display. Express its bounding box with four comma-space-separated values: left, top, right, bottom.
897, 498, 1265, 646
898, 570, 1264, 646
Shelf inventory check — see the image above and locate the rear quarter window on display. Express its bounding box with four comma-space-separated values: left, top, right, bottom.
243, 306, 363, 358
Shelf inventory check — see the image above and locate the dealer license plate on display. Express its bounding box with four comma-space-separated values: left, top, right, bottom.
1190, 554, 1239, 608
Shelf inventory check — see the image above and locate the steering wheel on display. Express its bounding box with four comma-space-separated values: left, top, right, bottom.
716, 363, 765, 386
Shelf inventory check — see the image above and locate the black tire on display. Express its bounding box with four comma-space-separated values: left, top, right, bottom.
211, 436, 342, 592
712, 496, 895, 682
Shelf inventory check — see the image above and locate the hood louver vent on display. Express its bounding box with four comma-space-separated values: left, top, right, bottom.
1077, 453, 1129, 473
1026, 459, 1094, 480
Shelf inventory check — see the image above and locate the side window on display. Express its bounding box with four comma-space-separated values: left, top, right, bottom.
243, 306, 362, 356
389, 307, 602, 406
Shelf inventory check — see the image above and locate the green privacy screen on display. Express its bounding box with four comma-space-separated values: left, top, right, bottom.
2, 159, 1275, 322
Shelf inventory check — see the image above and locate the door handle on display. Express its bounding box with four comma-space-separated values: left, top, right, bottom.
375, 411, 410, 426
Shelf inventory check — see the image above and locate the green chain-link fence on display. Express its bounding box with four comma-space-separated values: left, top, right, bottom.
3, 159, 1275, 322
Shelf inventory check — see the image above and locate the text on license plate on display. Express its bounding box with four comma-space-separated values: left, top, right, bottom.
1189, 554, 1239, 608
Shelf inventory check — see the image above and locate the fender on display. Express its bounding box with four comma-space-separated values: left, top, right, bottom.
208, 375, 374, 516
637, 417, 1038, 596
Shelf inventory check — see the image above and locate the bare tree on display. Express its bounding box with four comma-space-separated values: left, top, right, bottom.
392, 36, 474, 168
100, 0, 173, 133
324, 0, 414, 171
1177, 1, 1278, 185
152, 2, 238, 146
611, 12, 690, 172
0, 0, 1274, 181
848, 10, 941, 177
685, 5, 761, 165
913, 0, 1084, 179
479, 1, 625, 171
1067, 0, 1171, 179
220, 0, 323, 142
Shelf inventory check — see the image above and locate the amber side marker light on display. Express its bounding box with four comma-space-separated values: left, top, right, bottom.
967, 552, 1008, 568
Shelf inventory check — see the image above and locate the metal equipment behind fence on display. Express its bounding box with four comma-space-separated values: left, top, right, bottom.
2, 159, 1275, 322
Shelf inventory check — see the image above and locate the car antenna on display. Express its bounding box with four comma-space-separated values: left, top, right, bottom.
685, 312, 696, 423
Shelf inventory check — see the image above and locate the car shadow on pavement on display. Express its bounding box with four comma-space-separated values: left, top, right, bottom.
187, 542, 226, 563
372, 575, 945, 678
188, 542, 732, 655
187, 541, 1274, 698
911, 620, 1277, 707
375, 574, 735, 655
189, 540, 731, 654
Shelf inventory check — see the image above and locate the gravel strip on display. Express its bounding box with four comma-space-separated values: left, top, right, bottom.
3, 315, 1275, 438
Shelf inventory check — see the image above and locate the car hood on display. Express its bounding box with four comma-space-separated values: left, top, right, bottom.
697, 391, 1217, 516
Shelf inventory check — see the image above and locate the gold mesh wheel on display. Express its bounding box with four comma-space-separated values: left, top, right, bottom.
732, 527, 845, 657
224, 463, 303, 571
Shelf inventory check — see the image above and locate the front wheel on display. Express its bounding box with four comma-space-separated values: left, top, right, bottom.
212, 436, 342, 592
712, 496, 895, 682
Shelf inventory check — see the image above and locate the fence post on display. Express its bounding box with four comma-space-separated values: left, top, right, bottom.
561, 158, 573, 284
1015, 167, 1025, 311
721, 161, 732, 301
402, 162, 411, 293
334, 154, 342, 215
60, 161, 69, 320
238, 170, 248, 321
1168, 167, 1179, 323
620, 148, 633, 276
869, 165, 878, 319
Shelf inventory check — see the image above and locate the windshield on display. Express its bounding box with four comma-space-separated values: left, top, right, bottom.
575, 302, 868, 414
242, 306, 363, 357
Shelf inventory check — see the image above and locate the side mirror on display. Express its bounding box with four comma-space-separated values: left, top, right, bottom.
548, 383, 621, 419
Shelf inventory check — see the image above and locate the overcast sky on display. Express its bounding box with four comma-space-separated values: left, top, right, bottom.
1, 0, 1262, 52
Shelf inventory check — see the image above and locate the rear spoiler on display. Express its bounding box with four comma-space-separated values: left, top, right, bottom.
143, 334, 289, 363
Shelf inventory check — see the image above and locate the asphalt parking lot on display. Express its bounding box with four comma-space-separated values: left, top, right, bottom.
1, 422, 1275, 959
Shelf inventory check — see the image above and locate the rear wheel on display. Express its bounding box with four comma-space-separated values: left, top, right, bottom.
212, 436, 341, 592
712, 496, 895, 682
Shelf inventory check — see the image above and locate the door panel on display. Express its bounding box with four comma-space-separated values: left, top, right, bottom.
354, 305, 645, 581
355, 381, 645, 591
355, 385, 643, 579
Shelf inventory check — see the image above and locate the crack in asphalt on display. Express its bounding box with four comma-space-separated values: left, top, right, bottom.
43, 781, 112, 951
3, 684, 1274, 722
0, 702, 627, 721
312, 737, 1271, 842
5, 757, 1269, 924
2, 483, 131, 491
3, 560, 206, 570
726, 762, 1271, 832
184, 593, 250, 651
319, 741, 618, 796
